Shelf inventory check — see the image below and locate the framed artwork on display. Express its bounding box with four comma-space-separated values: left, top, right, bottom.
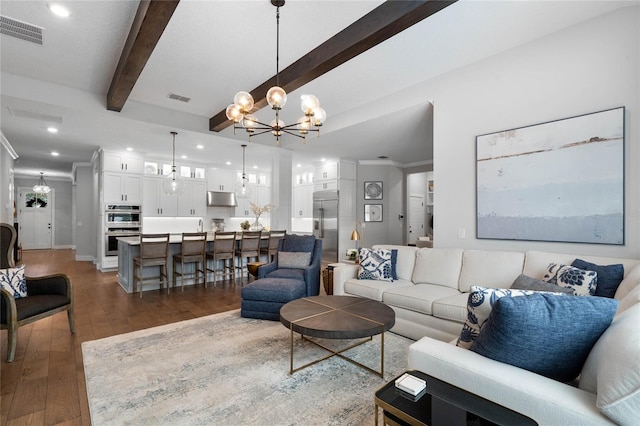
365, 204, 383, 222
364, 181, 383, 200
476, 107, 624, 245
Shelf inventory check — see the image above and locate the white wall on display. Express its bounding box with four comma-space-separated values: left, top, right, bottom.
0, 140, 15, 223
74, 165, 97, 260
432, 6, 639, 258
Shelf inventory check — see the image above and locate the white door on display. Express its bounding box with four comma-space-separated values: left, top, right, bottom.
18, 188, 53, 249
409, 195, 425, 245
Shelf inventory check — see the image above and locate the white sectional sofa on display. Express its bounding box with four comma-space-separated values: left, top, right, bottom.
332, 245, 640, 425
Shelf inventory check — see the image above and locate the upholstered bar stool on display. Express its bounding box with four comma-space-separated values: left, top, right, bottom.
205, 231, 236, 287
260, 230, 286, 263
234, 231, 262, 283
133, 233, 170, 297
172, 232, 207, 292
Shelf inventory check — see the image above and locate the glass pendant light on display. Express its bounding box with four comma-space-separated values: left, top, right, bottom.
33, 172, 51, 194
163, 131, 185, 195
235, 144, 253, 200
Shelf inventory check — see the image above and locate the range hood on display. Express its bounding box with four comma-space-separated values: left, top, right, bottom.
206, 191, 238, 207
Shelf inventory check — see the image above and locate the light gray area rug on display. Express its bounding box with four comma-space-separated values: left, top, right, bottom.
82, 309, 413, 425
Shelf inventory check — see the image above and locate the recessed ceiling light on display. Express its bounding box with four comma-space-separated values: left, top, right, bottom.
252, 165, 258, 169
196, 144, 204, 149
296, 164, 302, 168
126, 147, 133, 151
181, 155, 187, 159
47, 127, 58, 133
51, 151, 60, 156
48, 4, 70, 17
226, 161, 231, 165
321, 158, 326, 162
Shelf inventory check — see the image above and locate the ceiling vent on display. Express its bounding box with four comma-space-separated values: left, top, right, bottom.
167, 93, 191, 103
7, 107, 62, 123
0, 15, 44, 45
377, 155, 389, 159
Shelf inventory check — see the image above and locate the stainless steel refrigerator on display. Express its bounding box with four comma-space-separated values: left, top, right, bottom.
313, 190, 339, 263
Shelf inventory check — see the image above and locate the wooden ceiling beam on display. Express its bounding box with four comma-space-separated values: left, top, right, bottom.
107, 0, 180, 112
210, 0, 457, 132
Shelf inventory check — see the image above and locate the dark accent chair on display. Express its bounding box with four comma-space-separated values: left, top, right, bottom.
0, 223, 75, 362
241, 235, 322, 320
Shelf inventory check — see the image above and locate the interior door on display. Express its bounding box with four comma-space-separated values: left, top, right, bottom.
18, 188, 53, 249
409, 195, 425, 244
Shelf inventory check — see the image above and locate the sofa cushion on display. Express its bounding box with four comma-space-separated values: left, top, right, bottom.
510, 274, 574, 295
431, 292, 469, 323
411, 248, 463, 290
543, 263, 597, 296
579, 303, 639, 425
278, 251, 311, 268
344, 278, 412, 301
614, 264, 640, 300
456, 286, 544, 350
458, 250, 525, 292
373, 245, 418, 281
616, 284, 640, 316
471, 293, 618, 383
357, 248, 396, 282
0, 265, 27, 299
524, 250, 639, 281
382, 284, 460, 316
571, 258, 624, 298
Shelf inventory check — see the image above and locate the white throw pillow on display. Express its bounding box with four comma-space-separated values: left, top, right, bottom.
278, 252, 311, 268
579, 304, 640, 425
0, 265, 28, 298
543, 263, 597, 296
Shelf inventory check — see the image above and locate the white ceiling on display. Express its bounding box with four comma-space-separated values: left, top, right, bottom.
1, 0, 634, 179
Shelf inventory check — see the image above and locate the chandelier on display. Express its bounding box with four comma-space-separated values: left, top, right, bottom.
33, 172, 51, 194
225, 0, 326, 146
163, 131, 185, 195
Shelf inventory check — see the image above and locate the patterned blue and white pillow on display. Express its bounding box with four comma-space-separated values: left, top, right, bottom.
543, 263, 597, 296
358, 248, 394, 282
0, 265, 28, 298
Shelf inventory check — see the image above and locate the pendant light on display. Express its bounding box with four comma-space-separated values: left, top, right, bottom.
163, 131, 185, 195
235, 144, 253, 200
33, 172, 51, 194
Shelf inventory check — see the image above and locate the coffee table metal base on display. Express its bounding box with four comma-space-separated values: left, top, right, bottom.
288, 326, 385, 377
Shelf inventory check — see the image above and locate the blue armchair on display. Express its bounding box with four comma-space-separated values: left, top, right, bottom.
242, 235, 322, 320
257, 235, 322, 297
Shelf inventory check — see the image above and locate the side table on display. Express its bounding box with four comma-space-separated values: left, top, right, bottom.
374, 370, 537, 426
247, 261, 266, 281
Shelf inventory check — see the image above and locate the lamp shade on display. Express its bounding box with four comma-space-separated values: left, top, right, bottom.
163, 167, 185, 195
350, 229, 360, 240
33, 172, 51, 194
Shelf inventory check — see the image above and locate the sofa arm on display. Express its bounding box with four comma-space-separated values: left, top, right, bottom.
332, 264, 359, 295
408, 337, 613, 425
26, 274, 71, 297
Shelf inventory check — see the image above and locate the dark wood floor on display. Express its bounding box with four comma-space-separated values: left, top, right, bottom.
1, 249, 244, 426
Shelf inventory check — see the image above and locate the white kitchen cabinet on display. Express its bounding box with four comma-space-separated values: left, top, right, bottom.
208, 168, 236, 192
102, 151, 144, 174
178, 180, 207, 216
235, 185, 270, 218
314, 180, 338, 192
142, 177, 177, 216
179, 165, 206, 180
293, 184, 313, 217
315, 162, 338, 181
103, 172, 143, 203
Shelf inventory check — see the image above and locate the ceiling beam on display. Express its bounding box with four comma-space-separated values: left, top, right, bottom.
107, 0, 180, 112
210, 0, 457, 132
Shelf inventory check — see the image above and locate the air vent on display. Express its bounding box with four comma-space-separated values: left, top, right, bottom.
7, 107, 62, 123
0, 15, 44, 45
377, 155, 389, 159
167, 93, 191, 103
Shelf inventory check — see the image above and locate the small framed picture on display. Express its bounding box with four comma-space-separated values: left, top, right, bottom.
364, 181, 383, 200
365, 204, 383, 222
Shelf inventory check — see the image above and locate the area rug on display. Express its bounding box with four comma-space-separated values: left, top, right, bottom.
82, 309, 413, 425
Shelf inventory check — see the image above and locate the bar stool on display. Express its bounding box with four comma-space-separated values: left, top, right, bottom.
132, 233, 170, 298
172, 232, 207, 292
260, 230, 286, 263
234, 230, 262, 283
205, 231, 236, 287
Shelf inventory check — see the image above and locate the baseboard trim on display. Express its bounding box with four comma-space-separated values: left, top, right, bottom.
75, 255, 94, 262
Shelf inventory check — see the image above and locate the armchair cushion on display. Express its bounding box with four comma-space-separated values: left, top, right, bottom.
266, 268, 305, 281
0, 265, 27, 298
8, 295, 70, 322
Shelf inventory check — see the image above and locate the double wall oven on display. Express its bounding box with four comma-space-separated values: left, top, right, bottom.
105, 204, 141, 256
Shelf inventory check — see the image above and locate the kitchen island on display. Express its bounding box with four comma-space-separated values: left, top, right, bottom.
117, 232, 268, 294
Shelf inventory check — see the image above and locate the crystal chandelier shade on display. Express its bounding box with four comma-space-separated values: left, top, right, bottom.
33, 172, 51, 194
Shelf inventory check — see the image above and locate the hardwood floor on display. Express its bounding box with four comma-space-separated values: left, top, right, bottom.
1, 249, 244, 426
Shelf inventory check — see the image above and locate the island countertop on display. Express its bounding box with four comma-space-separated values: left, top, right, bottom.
117, 232, 268, 246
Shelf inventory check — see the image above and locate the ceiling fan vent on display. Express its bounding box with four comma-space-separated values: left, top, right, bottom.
167, 93, 191, 103
0, 15, 44, 45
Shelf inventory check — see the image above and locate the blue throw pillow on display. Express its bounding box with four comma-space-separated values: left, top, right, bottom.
470, 293, 618, 383
281, 234, 315, 252
390, 249, 398, 280
571, 259, 624, 298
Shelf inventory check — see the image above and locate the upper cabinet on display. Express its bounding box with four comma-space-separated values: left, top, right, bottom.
178, 180, 207, 216
103, 173, 143, 204
315, 162, 338, 181
102, 151, 144, 174
208, 168, 236, 192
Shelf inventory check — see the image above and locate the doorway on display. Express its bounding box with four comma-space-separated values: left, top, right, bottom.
409, 195, 425, 245
18, 187, 53, 249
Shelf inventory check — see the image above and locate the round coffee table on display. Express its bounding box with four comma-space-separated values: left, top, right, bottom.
280, 295, 395, 377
